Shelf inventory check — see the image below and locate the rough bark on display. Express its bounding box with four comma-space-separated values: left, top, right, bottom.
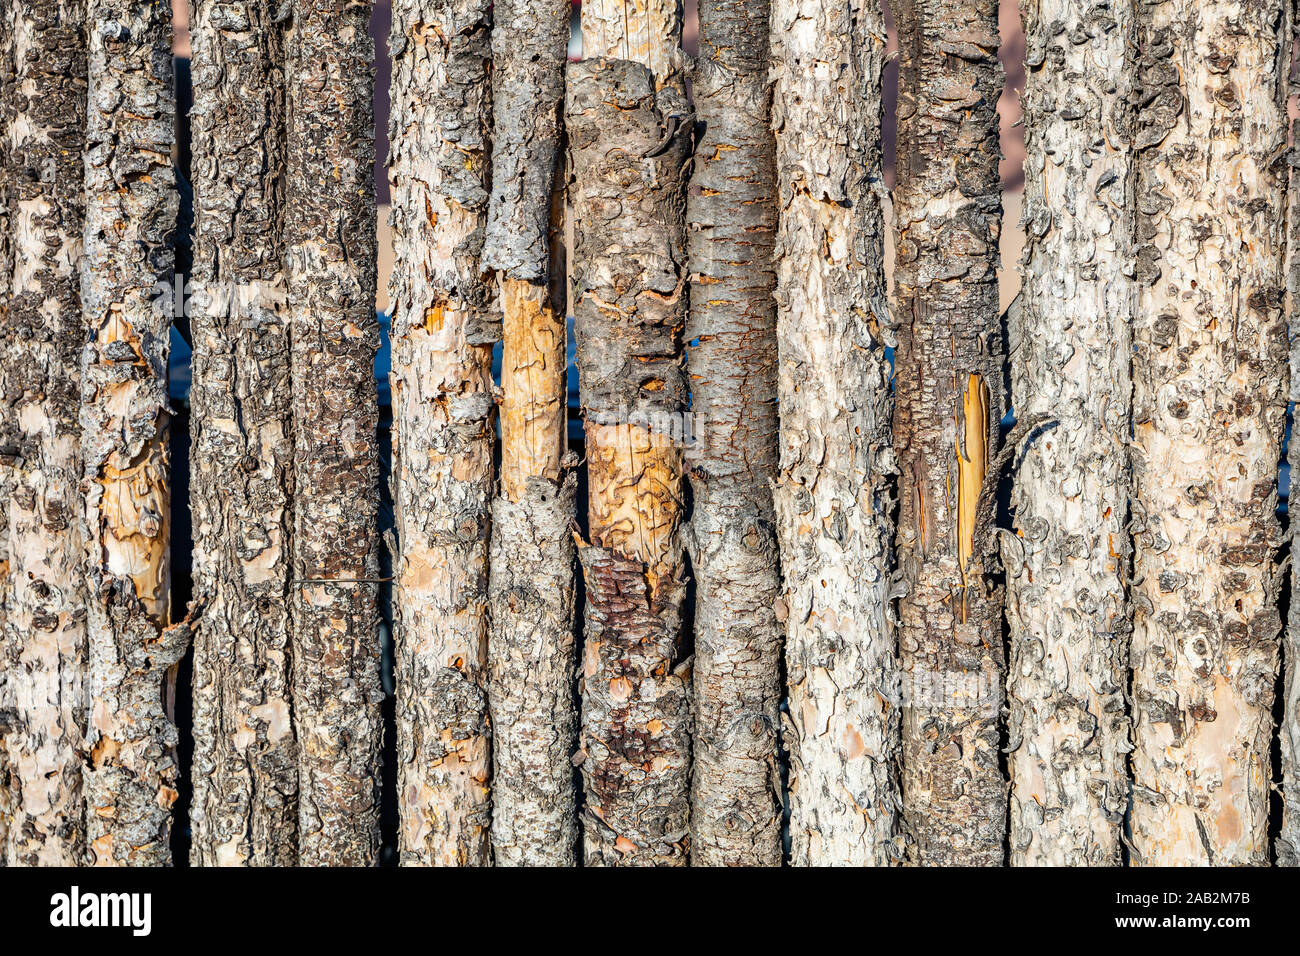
285, 0, 382, 867
0, 0, 15, 865
388, 0, 495, 866
769, 0, 898, 867
1003, 0, 1134, 867
186, 0, 298, 867
1284, 104, 1300, 868
1129, 0, 1289, 868
891, 0, 1006, 866
81, 0, 180, 867
481, 0, 578, 867
483, 0, 568, 282
567, 56, 693, 866
686, 0, 782, 867
3, 0, 89, 867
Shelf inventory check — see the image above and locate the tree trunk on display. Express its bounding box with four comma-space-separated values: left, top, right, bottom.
1284, 103, 1300, 867
1130, 0, 1288, 867
769, 0, 898, 867
3, 0, 89, 867
1003, 0, 1134, 866
568, 48, 693, 865
388, 0, 495, 866
187, 0, 297, 867
482, 0, 577, 867
81, 0, 181, 867
686, 0, 781, 867
0, 0, 15, 865
891, 0, 1006, 866
285, 0, 382, 867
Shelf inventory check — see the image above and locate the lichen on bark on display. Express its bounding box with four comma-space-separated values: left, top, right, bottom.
890, 0, 1006, 866
286, 0, 382, 866
187, 0, 298, 867
388, 0, 496, 866
1004, 0, 1134, 866
81, 0, 181, 867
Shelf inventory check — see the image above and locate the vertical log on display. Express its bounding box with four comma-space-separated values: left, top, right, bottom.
568, 46, 692, 864
187, 0, 297, 866
388, 0, 495, 866
0, 0, 15, 865
770, 0, 899, 867
285, 0, 382, 866
1128, 0, 1289, 874
687, 0, 782, 867
81, 0, 181, 866
1129, 0, 1289, 867
891, 0, 1006, 866
483, 0, 578, 866
1004, 0, 1134, 866
1284, 33, 1300, 866
4, 0, 89, 867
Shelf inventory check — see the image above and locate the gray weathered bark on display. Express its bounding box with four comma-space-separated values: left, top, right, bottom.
568, 54, 693, 866
1129, 0, 1288, 867
1284, 30, 1300, 860
1003, 0, 1134, 867
770, 0, 899, 867
187, 0, 298, 867
286, 0, 382, 866
81, 0, 181, 867
891, 0, 1006, 866
686, 0, 782, 867
388, 0, 495, 866
483, 0, 578, 867
3, 0, 89, 867
0, 0, 15, 865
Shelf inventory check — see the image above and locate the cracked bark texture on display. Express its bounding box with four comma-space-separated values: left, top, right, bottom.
1003, 0, 1134, 867
482, 0, 578, 867
286, 0, 382, 866
1285, 107, 1300, 866
187, 0, 298, 867
4, 0, 88, 867
0, 0, 15, 864
567, 56, 693, 866
1129, 0, 1288, 867
0, 0, 89, 867
388, 0, 495, 866
891, 0, 1006, 866
81, 0, 180, 867
686, 0, 782, 867
770, 0, 898, 867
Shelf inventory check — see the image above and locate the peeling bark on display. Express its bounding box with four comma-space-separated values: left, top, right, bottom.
770, 0, 899, 867
0, 0, 15, 864
286, 0, 382, 866
686, 0, 782, 867
482, 0, 578, 867
1284, 105, 1300, 868
4, 0, 89, 868
891, 0, 1006, 866
1129, 0, 1288, 868
1004, 0, 1134, 867
187, 0, 297, 867
81, 0, 180, 867
388, 0, 495, 866
567, 55, 693, 866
